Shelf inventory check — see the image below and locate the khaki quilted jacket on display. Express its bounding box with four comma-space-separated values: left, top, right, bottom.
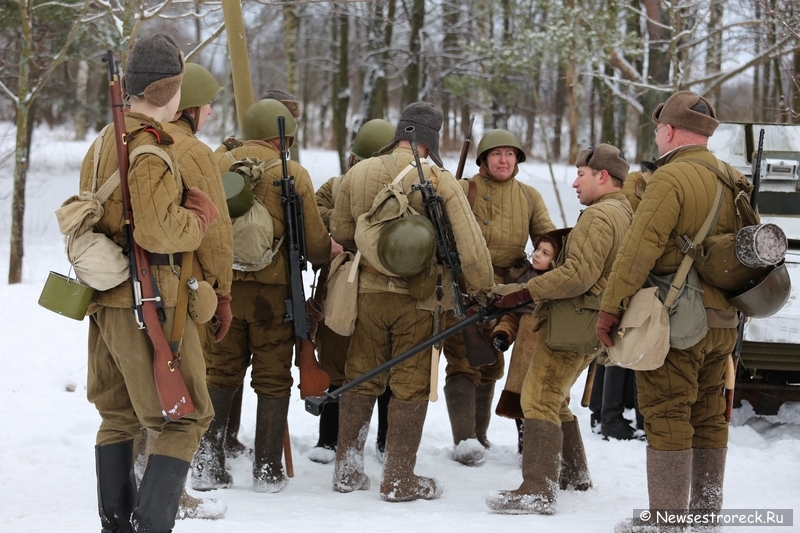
330, 147, 495, 297
459, 175, 556, 271
164, 119, 233, 295
79, 112, 206, 309
602, 145, 739, 314
214, 140, 331, 284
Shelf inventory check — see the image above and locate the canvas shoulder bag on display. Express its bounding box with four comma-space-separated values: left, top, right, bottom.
607, 181, 724, 370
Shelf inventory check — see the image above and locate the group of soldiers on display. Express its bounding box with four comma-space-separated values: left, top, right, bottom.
82, 33, 740, 533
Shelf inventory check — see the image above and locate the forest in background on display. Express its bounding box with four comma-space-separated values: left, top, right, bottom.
1, 0, 800, 282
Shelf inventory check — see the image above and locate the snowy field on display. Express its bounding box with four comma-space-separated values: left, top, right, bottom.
0, 123, 798, 532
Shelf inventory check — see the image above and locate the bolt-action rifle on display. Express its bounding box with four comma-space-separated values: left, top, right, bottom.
454, 115, 474, 181
406, 126, 496, 367
725, 128, 765, 423
275, 116, 330, 399
105, 50, 194, 421
305, 298, 529, 415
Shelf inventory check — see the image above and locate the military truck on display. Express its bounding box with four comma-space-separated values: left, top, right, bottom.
707, 123, 800, 415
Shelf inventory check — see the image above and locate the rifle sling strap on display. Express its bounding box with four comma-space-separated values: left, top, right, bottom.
169, 251, 194, 357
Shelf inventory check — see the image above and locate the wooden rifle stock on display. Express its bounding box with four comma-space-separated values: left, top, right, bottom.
581, 360, 597, 408
454, 115, 474, 181
104, 50, 194, 422
276, 116, 330, 398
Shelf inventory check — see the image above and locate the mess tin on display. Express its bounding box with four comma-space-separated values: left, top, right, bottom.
222, 172, 255, 218
38, 271, 95, 320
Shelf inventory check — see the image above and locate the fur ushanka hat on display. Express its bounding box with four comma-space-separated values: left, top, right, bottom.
123, 34, 185, 107
652, 91, 719, 137
575, 143, 630, 182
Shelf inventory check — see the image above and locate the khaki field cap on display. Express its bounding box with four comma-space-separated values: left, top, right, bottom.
123, 34, 185, 107
380, 102, 444, 167
575, 143, 630, 182
652, 91, 719, 137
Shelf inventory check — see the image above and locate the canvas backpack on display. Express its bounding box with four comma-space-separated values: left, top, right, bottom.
55, 125, 178, 291
353, 155, 424, 277
224, 157, 284, 272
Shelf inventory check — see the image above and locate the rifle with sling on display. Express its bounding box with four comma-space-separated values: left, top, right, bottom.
275, 116, 330, 399
454, 115, 474, 181
725, 128, 765, 422
406, 126, 496, 367
305, 298, 530, 415
104, 50, 194, 422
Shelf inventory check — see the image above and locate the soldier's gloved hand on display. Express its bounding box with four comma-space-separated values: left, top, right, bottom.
495, 288, 532, 309
596, 311, 621, 348
492, 332, 510, 352
183, 187, 219, 235
212, 293, 232, 342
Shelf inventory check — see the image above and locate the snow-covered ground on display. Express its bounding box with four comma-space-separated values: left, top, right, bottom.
1, 123, 798, 532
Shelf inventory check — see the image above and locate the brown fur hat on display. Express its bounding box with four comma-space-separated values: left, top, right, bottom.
379, 102, 443, 167
652, 91, 719, 137
123, 34, 185, 107
575, 143, 630, 182
261, 89, 302, 119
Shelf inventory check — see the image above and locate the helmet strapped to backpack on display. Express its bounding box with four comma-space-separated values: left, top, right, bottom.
242, 99, 298, 142
476, 129, 527, 165
377, 215, 436, 277
728, 262, 791, 319
178, 63, 222, 112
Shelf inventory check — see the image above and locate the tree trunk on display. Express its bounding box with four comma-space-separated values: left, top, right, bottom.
402, 0, 425, 106
601, 64, 615, 146
74, 59, 89, 141
706, 0, 724, 107
333, 4, 350, 174
553, 65, 566, 161
284, 0, 301, 162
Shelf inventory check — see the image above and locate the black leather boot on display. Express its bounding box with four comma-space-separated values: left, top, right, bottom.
601, 366, 635, 440
96, 441, 136, 533
376, 387, 393, 460
131, 454, 190, 533
589, 364, 605, 433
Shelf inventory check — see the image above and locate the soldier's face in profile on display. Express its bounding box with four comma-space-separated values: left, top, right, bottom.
573, 166, 601, 206
486, 147, 517, 181
196, 103, 212, 132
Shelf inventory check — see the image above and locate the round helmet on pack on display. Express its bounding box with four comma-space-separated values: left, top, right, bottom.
377, 215, 436, 277
729, 262, 791, 319
178, 63, 222, 112
242, 99, 298, 141
352, 119, 396, 161
476, 129, 527, 165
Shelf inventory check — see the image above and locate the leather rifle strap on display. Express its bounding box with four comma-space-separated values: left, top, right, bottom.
170, 251, 194, 358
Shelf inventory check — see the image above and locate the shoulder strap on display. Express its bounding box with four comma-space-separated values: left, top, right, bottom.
683, 157, 738, 191
663, 180, 725, 309
379, 154, 417, 188
466, 178, 477, 208
225, 151, 238, 166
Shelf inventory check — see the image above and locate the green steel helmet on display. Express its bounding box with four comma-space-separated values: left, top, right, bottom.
242, 99, 298, 141
729, 262, 792, 319
476, 129, 527, 165
178, 63, 222, 112
351, 119, 396, 160
377, 215, 436, 277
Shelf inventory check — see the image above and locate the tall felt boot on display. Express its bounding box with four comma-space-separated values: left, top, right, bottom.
253, 395, 290, 493
614, 448, 693, 533
224, 386, 252, 459
486, 418, 563, 514
332, 392, 377, 492
131, 454, 190, 533
602, 366, 635, 440
559, 416, 592, 491
191, 387, 235, 491
97, 441, 136, 533
689, 448, 726, 532
375, 387, 393, 462
514, 418, 524, 455
443, 377, 485, 466
475, 381, 495, 448
309, 385, 340, 465
589, 364, 605, 433
380, 398, 442, 502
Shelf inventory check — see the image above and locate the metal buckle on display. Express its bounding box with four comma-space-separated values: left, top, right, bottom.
680, 235, 695, 254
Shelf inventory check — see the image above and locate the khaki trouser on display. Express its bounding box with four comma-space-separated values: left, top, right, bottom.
316, 321, 350, 387
443, 312, 505, 386
520, 325, 595, 426
637, 327, 737, 451
345, 292, 433, 402
88, 307, 213, 463
203, 280, 294, 398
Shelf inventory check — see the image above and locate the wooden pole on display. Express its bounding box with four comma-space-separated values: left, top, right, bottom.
221, 0, 255, 133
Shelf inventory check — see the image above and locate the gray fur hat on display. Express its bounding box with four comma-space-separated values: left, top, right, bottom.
575, 143, 630, 182
652, 91, 719, 137
380, 102, 443, 167
123, 34, 185, 107
261, 89, 301, 119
